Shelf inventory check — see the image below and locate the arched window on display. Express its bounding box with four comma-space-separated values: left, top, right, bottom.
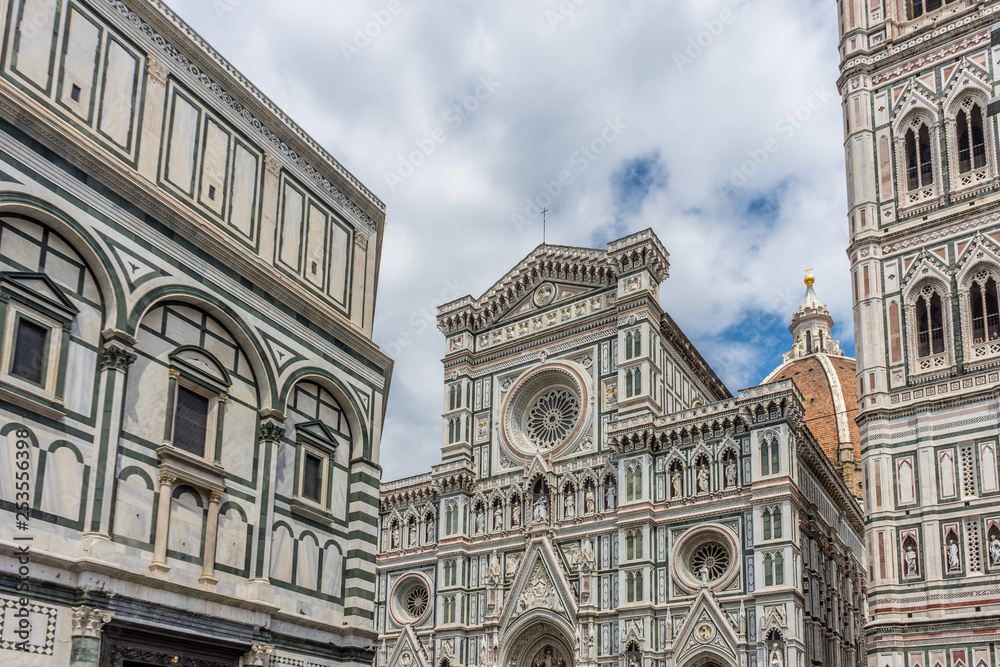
761, 440, 771, 476
633, 368, 641, 395
762, 509, 772, 540
625, 332, 634, 360
905, 122, 934, 190
625, 369, 633, 398
764, 554, 774, 586
635, 569, 643, 600
626, 463, 642, 501
806, 330, 812, 353
915, 287, 945, 357
772, 508, 782, 539
969, 272, 1000, 343
957, 104, 987, 174
633, 329, 641, 358
774, 553, 784, 585
626, 572, 635, 602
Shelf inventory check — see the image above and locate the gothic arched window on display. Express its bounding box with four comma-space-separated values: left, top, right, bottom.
772, 508, 782, 539
905, 122, 934, 190
910, 0, 948, 20
762, 509, 772, 540
915, 287, 945, 357
957, 104, 987, 174
968, 272, 1000, 344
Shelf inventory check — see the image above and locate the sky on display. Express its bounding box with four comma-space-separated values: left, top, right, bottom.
166, 0, 854, 482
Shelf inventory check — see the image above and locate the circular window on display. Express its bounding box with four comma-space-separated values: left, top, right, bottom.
690, 542, 730, 582
671, 524, 738, 592
501, 362, 591, 458
390, 575, 432, 625
404, 584, 428, 617
526, 389, 580, 449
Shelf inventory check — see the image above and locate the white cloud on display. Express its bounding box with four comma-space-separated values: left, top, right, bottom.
167, 0, 852, 482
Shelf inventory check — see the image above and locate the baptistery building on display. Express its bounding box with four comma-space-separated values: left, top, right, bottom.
0, 1, 391, 666
375, 231, 866, 667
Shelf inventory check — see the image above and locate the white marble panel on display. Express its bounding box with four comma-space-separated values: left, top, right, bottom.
270, 525, 293, 582
39, 445, 82, 520
112, 470, 154, 544
298, 534, 319, 590
167, 487, 203, 560
216, 505, 247, 570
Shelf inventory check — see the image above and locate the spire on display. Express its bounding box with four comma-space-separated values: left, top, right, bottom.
782, 271, 843, 363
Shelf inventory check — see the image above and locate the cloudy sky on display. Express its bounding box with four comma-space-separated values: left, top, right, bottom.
167, 0, 853, 482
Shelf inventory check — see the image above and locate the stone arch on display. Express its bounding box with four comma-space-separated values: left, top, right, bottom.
499, 611, 576, 667
678, 648, 736, 667
127, 285, 275, 408
0, 192, 122, 329
281, 368, 371, 460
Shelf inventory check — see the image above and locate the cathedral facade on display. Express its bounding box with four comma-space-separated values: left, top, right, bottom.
0, 1, 390, 666
837, 0, 1000, 664
375, 232, 865, 667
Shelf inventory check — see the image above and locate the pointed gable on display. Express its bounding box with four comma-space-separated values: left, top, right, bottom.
670, 588, 741, 666
501, 537, 577, 628
386, 625, 432, 667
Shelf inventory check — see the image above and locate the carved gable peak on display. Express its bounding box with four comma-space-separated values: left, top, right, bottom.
501, 538, 577, 626
672, 589, 740, 665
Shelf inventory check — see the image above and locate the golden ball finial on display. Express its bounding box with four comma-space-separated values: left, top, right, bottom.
804, 267, 815, 287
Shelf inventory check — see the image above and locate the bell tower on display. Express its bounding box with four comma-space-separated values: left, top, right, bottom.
837, 0, 1000, 663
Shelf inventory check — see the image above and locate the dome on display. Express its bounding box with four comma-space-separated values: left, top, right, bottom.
764, 275, 861, 498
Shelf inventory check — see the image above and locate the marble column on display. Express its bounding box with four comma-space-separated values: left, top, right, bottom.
85, 334, 136, 538
200, 490, 223, 584
69, 606, 114, 667
150, 472, 176, 573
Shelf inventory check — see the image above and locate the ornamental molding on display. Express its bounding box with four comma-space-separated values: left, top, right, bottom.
111, 0, 383, 229
71, 606, 114, 638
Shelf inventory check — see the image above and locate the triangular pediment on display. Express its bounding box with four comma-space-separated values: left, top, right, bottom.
501, 537, 577, 627
495, 280, 610, 325
437, 243, 617, 332
672, 589, 740, 665
0, 271, 79, 321
386, 625, 431, 667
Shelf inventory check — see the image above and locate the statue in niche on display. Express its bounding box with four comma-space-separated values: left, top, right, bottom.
905, 544, 918, 576
425, 518, 436, 543
725, 459, 738, 488
493, 504, 503, 531
605, 483, 616, 510
565, 491, 576, 518
770, 649, 783, 667
990, 533, 1000, 566
532, 496, 548, 524
947, 538, 961, 571
697, 463, 710, 493
584, 485, 595, 514
511, 501, 521, 527
390, 523, 400, 550
671, 468, 683, 498
476, 507, 485, 534
408, 521, 417, 546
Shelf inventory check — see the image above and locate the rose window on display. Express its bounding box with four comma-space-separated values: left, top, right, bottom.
526, 389, 580, 449
391, 575, 432, 625
690, 542, 730, 581
404, 583, 429, 618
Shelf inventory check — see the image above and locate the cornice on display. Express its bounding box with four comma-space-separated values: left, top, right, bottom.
0, 87, 391, 377
837, 5, 995, 88
122, 0, 384, 227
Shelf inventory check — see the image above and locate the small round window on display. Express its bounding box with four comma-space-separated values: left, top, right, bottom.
671, 525, 738, 592
391, 575, 431, 625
